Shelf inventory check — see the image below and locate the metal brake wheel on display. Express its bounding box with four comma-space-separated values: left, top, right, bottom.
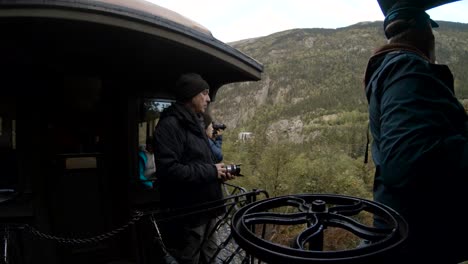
231, 194, 408, 264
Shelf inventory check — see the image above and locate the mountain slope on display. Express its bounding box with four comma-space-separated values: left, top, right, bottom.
211, 21, 468, 141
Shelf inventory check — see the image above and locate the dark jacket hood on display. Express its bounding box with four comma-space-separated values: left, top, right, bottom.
160, 102, 205, 138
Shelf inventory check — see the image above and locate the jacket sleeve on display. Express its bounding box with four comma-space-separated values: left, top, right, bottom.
379, 71, 468, 188
209, 136, 223, 162
154, 118, 218, 185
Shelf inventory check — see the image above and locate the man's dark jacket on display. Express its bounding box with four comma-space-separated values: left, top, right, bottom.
364, 45, 468, 262
154, 103, 222, 225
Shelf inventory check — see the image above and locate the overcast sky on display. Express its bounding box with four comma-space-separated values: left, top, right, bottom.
146, 0, 468, 43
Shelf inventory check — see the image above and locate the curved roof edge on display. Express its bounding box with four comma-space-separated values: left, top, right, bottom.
0, 0, 263, 80
93, 0, 213, 36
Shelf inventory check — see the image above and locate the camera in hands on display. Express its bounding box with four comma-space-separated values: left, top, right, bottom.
213, 123, 227, 130
226, 164, 242, 176
212, 123, 226, 137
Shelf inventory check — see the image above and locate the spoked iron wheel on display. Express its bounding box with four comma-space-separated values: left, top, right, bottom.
231, 194, 408, 264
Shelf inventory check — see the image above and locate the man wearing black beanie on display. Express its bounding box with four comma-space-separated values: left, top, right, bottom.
173, 72, 210, 102
153, 73, 235, 264
364, 2, 468, 263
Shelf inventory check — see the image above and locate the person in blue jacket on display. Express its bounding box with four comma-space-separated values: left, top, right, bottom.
138, 137, 155, 189
364, 2, 468, 263
203, 113, 224, 163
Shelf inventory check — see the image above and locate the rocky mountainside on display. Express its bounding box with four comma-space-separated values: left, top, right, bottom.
211, 21, 468, 143
208, 21, 468, 248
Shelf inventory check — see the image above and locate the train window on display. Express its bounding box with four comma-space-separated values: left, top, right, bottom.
48, 75, 103, 154
137, 98, 173, 190
138, 99, 173, 146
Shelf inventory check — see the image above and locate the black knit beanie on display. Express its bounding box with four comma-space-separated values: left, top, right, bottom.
174, 73, 210, 102
383, 2, 438, 39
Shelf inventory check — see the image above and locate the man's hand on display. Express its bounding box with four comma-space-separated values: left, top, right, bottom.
215, 129, 224, 137
215, 163, 235, 181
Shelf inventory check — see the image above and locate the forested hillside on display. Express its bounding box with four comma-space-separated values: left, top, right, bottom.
211, 21, 468, 201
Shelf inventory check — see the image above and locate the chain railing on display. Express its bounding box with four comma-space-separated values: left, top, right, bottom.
17, 184, 269, 258
26, 210, 145, 244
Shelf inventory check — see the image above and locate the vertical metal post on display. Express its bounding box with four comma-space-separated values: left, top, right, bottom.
2, 226, 10, 264
308, 200, 326, 251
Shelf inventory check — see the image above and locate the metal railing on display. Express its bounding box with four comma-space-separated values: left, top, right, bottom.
1, 184, 269, 263
144, 184, 269, 264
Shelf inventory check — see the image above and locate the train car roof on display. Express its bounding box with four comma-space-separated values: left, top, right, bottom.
0, 0, 263, 100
